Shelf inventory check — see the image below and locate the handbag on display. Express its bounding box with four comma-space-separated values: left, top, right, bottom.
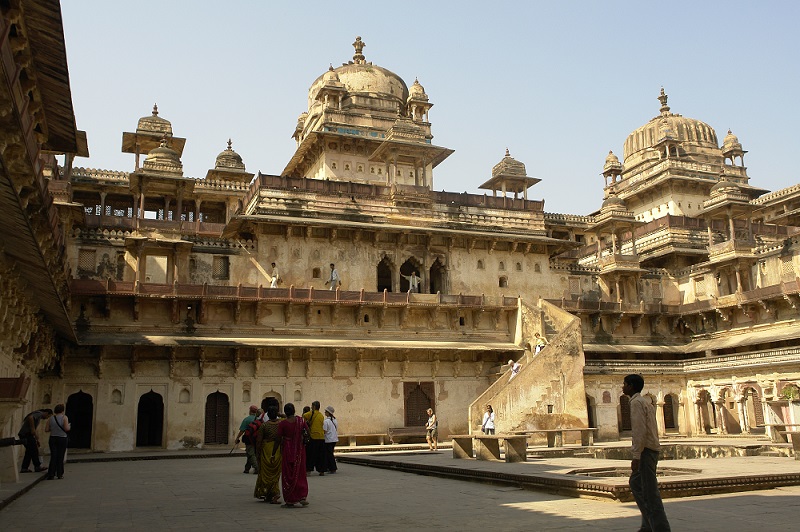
302, 413, 313, 445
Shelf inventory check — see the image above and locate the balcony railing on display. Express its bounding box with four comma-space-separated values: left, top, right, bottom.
70, 279, 518, 308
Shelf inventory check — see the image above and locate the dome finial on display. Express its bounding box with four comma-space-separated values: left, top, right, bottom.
352, 36, 366, 64
152, 103, 159, 116
505, 148, 511, 157
329, 64, 334, 71
658, 87, 670, 114
227, 138, 232, 150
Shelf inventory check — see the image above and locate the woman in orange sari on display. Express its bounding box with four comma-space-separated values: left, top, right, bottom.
254, 405, 282, 504
276, 403, 309, 507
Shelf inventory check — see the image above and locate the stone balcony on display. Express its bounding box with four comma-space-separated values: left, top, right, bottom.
707, 239, 756, 263
597, 253, 642, 273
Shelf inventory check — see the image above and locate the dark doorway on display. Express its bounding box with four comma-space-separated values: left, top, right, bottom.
585, 395, 596, 428
403, 381, 434, 426
663, 394, 676, 430
377, 256, 393, 292
65, 391, 93, 449
619, 394, 631, 432
399, 258, 421, 292
429, 258, 445, 294
136, 391, 164, 447
204, 392, 229, 444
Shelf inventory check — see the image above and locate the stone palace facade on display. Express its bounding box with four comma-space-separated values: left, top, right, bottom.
1, 2, 799, 452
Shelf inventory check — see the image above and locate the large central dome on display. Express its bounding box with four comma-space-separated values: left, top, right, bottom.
307, 36, 408, 110
623, 89, 718, 166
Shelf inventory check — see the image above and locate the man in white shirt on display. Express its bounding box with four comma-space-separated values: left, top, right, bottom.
623, 374, 671, 532
401, 271, 421, 292
324, 263, 341, 291
269, 262, 280, 288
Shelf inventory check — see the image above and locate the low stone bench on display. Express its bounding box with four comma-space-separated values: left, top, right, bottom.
450, 434, 527, 463
338, 433, 387, 446
779, 430, 800, 460
509, 428, 598, 447
388, 426, 428, 444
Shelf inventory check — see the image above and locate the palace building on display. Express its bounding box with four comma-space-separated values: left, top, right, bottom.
1, 1, 799, 455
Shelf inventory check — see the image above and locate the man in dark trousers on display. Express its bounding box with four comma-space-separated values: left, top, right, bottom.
303, 401, 326, 475
18, 408, 53, 473
623, 374, 671, 532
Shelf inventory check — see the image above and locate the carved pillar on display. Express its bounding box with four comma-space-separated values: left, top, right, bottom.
715, 401, 727, 434
655, 401, 666, 436
694, 402, 704, 435
736, 399, 749, 433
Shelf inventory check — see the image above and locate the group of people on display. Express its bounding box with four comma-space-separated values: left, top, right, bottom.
17, 404, 71, 480
236, 398, 339, 508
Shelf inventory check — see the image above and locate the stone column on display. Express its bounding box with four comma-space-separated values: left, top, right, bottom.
736, 399, 750, 433
694, 402, 705, 435
715, 401, 727, 434
655, 401, 666, 436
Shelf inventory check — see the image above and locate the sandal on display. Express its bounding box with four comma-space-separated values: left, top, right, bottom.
281, 503, 295, 508
270, 496, 281, 504
299, 499, 309, 507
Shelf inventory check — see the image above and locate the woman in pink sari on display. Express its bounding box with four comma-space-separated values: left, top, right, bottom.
276, 403, 309, 507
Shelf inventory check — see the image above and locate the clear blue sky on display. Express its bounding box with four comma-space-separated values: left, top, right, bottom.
60, 1, 800, 216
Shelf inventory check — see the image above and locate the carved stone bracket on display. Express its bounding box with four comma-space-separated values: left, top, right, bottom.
234, 301, 241, 324
631, 314, 643, 333
198, 346, 206, 378
431, 354, 440, 378
305, 304, 313, 326
610, 313, 623, 333
401, 352, 410, 378
716, 308, 731, 322
233, 348, 240, 377
169, 347, 177, 378
472, 309, 483, 329
331, 348, 339, 378
284, 302, 294, 325
400, 306, 410, 328
130, 347, 138, 378
378, 306, 387, 328
590, 312, 601, 331
380, 356, 388, 379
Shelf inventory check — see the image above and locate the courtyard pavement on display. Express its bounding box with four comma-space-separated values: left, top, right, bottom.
1, 446, 799, 531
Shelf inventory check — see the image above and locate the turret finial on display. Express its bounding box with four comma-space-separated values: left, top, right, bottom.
658, 87, 670, 114
352, 36, 366, 64
152, 103, 159, 116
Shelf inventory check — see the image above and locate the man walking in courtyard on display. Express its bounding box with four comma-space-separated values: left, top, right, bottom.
18, 408, 52, 473
623, 374, 671, 532
235, 405, 259, 474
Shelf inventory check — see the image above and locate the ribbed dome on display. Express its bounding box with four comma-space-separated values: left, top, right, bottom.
137, 104, 172, 137
215, 139, 245, 171
623, 89, 718, 164
408, 78, 428, 102
492, 149, 526, 178
307, 37, 408, 111
142, 139, 182, 175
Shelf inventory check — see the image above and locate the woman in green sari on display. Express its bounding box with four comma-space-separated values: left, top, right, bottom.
254, 405, 282, 503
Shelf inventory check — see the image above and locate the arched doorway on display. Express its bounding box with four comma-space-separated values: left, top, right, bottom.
429, 258, 445, 294
399, 257, 421, 292
743, 387, 765, 433
721, 388, 741, 434
585, 395, 596, 428
619, 394, 631, 432
66, 391, 93, 449
136, 391, 164, 447
377, 256, 393, 292
204, 392, 229, 444
696, 389, 715, 434
261, 391, 283, 413
403, 382, 434, 427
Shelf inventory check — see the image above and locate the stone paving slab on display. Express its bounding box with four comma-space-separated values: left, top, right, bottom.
1, 451, 799, 531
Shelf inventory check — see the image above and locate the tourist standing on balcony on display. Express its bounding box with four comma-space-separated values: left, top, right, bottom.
425, 408, 438, 451
324, 263, 341, 290
623, 374, 671, 532
534, 332, 548, 354
269, 262, 280, 288
481, 405, 495, 435
402, 271, 421, 292
17, 408, 52, 473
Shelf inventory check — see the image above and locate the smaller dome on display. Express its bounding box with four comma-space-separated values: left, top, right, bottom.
137, 104, 173, 137
710, 178, 740, 195
492, 148, 526, 178
722, 129, 744, 155
142, 139, 182, 175
603, 150, 622, 175
408, 78, 428, 102
323, 65, 339, 82
601, 194, 627, 210
215, 139, 245, 171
